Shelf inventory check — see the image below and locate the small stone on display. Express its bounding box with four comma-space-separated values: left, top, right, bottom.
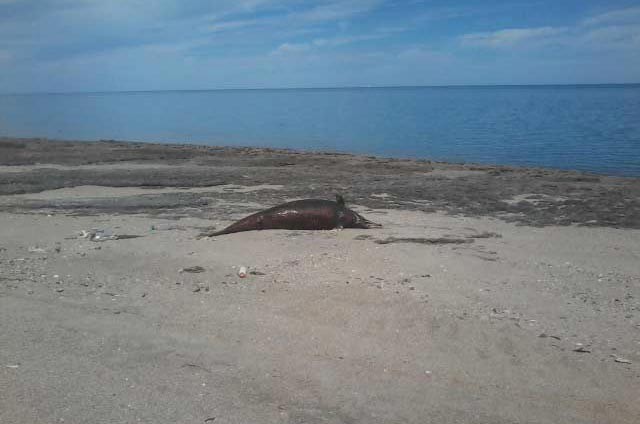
614, 357, 632, 364
56, 288, 64, 293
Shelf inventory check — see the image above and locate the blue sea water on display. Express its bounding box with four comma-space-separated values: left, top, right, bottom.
0, 85, 639, 176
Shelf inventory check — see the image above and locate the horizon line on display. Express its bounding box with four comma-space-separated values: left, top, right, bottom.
2, 82, 640, 96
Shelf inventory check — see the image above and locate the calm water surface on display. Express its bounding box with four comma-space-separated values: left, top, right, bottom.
1, 85, 639, 176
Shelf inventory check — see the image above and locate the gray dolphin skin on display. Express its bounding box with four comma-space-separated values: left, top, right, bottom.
198, 195, 380, 238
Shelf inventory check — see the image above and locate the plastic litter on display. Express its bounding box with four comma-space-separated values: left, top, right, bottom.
79, 229, 141, 242
238, 266, 247, 278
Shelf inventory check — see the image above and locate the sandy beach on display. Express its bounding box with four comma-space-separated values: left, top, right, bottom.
1, 137, 639, 424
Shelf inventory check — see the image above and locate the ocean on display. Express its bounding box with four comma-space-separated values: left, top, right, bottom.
1, 85, 639, 176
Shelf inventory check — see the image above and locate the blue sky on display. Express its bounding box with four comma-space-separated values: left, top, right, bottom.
1, 0, 639, 92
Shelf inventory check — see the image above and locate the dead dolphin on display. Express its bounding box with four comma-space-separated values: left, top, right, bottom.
198, 195, 380, 238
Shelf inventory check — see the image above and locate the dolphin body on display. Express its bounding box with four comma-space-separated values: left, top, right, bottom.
198, 195, 380, 238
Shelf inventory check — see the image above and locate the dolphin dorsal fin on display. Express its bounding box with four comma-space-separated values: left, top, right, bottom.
335, 194, 345, 207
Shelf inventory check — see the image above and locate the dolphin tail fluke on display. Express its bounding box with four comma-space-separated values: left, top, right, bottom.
363, 218, 382, 228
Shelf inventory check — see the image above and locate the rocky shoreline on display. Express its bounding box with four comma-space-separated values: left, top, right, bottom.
1, 137, 639, 228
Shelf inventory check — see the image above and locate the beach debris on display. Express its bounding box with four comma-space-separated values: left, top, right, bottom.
613, 357, 632, 364
489, 307, 509, 318
538, 333, 561, 340
181, 362, 211, 373
79, 229, 141, 242
191, 282, 210, 293
151, 223, 186, 231
5, 364, 19, 369
573, 343, 591, 353
204, 417, 216, 423
238, 267, 247, 278
27, 246, 46, 253
466, 231, 502, 239
375, 237, 474, 245
179, 266, 205, 274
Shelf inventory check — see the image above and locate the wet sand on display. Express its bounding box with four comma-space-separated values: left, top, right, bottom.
1, 138, 639, 424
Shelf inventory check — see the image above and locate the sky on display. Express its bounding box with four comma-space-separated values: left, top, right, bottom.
0, 0, 639, 92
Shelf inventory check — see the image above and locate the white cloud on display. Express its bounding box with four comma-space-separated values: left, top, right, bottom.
582, 6, 640, 26
207, 19, 260, 33
312, 34, 383, 46
459, 6, 640, 51
293, 0, 383, 22
460, 27, 566, 48
272, 33, 384, 55
414, 6, 472, 22
272, 42, 311, 54
581, 24, 640, 50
